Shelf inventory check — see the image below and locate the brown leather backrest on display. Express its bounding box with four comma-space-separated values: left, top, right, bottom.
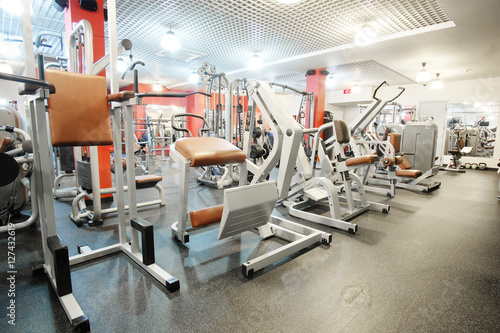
45, 69, 113, 147
388, 133, 401, 153
333, 120, 350, 144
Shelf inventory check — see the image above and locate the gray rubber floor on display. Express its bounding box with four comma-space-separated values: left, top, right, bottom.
1, 159, 499, 333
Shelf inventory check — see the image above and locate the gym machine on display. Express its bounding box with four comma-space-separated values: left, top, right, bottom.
441, 126, 470, 172
0, 107, 38, 232
0, 61, 179, 331
170, 78, 331, 277
348, 82, 440, 195
64, 20, 164, 226
283, 118, 390, 234
269, 82, 315, 157
189, 62, 236, 189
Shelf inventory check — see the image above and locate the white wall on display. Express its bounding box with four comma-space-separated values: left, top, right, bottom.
325, 76, 500, 167
0, 80, 22, 102
0, 80, 28, 122
325, 105, 345, 122
274, 92, 304, 116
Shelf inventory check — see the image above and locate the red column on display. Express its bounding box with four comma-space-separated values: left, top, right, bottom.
306, 68, 327, 130
64, 0, 112, 197
186, 91, 207, 137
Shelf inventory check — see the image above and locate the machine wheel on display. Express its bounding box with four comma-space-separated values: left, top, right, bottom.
348, 228, 356, 235
382, 208, 389, 214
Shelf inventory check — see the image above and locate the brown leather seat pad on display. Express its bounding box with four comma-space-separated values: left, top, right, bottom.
175, 137, 246, 167
396, 169, 422, 178
135, 175, 162, 183
345, 154, 379, 166
45, 69, 113, 147
0, 137, 12, 153
190, 205, 224, 228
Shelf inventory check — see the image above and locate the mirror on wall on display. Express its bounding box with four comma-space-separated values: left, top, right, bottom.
445, 102, 498, 157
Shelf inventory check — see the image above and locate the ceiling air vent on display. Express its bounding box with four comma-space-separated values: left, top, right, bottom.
155, 48, 207, 62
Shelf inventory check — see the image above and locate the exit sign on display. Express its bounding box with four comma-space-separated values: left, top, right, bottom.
343, 89, 351, 94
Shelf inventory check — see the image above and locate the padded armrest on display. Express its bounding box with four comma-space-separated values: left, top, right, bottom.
175, 137, 246, 167
108, 91, 135, 102
135, 175, 162, 183
345, 154, 379, 167
18, 82, 56, 95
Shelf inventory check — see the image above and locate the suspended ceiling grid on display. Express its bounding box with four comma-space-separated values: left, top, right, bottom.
0, 0, 65, 73
113, 0, 452, 85
0, 0, 453, 89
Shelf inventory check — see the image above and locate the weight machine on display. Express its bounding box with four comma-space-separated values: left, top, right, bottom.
65, 20, 164, 226
0, 57, 180, 331
283, 118, 389, 234
0, 107, 38, 232
348, 82, 440, 195
188, 63, 236, 189
170, 78, 331, 277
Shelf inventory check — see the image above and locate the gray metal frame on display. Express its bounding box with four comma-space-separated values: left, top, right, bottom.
170, 79, 332, 277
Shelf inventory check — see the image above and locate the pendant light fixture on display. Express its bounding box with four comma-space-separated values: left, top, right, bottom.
161, 26, 180, 51
0, 61, 13, 74
188, 71, 199, 84
326, 75, 337, 88
430, 73, 443, 90
248, 54, 263, 70
153, 82, 162, 92
416, 62, 431, 83
351, 82, 361, 93
117, 58, 128, 73
0, 0, 23, 15
355, 23, 377, 46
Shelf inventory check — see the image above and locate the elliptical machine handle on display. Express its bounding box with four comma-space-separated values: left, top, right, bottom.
372, 81, 388, 101
171, 113, 211, 138
388, 86, 406, 103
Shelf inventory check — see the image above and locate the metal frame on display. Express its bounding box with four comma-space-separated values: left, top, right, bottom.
32, 84, 178, 331
170, 78, 331, 277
